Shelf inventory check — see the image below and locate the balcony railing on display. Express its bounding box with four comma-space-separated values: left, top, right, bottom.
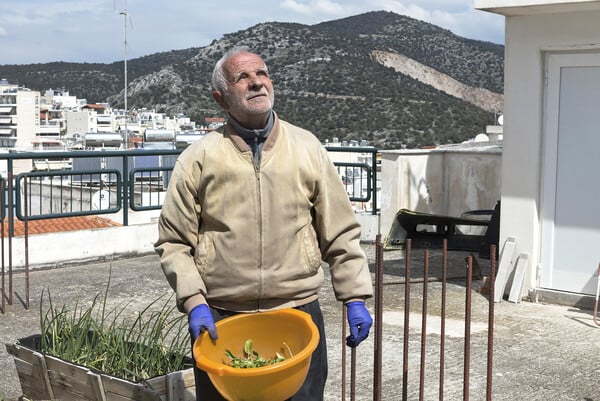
0, 146, 378, 312
1, 145, 378, 232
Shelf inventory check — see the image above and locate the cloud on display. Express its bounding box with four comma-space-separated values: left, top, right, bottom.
369, 0, 445, 22
372, 0, 469, 13
280, 0, 351, 17
365, 0, 503, 43
0, 0, 504, 65
1, 1, 109, 26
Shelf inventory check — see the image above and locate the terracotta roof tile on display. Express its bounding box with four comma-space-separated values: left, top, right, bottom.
1, 216, 121, 237
83, 104, 106, 110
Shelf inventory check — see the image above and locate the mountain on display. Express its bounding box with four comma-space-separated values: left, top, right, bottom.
0, 11, 504, 149
0, 48, 202, 104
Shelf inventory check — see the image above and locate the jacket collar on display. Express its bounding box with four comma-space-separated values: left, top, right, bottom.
227, 111, 274, 141
224, 112, 281, 153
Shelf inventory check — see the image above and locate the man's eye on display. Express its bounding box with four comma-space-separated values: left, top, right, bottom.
230, 71, 268, 84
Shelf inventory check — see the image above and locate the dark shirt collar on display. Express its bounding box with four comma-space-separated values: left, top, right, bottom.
227, 111, 274, 141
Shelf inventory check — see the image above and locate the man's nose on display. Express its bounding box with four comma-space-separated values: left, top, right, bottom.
248, 75, 264, 89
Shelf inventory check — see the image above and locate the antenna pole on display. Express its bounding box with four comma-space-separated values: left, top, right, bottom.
120, 0, 128, 149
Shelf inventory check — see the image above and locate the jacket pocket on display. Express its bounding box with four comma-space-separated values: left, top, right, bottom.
301, 224, 322, 274
194, 233, 215, 274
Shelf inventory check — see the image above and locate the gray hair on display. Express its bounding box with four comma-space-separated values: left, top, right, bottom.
211, 46, 265, 92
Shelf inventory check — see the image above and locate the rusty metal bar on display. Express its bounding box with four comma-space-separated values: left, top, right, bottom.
7, 165, 13, 305
439, 239, 448, 401
419, 249, 429, 401
486, 245, 497, 401
341, 304, 357, 401
342, 305, 347, 400
402, 239, 412, 401
373, 233, 383, 401
23, 176, 29, 310
382, 276, 466, 286
1, 179, 4, 315
463, 255, 473, 401
350, 347, 357, 401
593, 262, 600, 327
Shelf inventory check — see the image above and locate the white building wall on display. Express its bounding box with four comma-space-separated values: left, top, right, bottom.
3, 223, 159, 269
66, 110, 97, 136
16, 89, 40, 149
53, 94, 77, 109
476, 0, 600, 294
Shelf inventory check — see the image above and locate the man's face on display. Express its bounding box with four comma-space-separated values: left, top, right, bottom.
214, 52, 275, 128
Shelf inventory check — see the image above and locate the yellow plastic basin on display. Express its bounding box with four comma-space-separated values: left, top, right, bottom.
193, 308, 319, 401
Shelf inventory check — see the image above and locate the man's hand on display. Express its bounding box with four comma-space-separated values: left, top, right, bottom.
189, 304, 218, 340
345, 301, 373, 347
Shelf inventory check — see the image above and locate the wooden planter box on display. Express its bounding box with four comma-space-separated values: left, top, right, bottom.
5, 335, 196, 401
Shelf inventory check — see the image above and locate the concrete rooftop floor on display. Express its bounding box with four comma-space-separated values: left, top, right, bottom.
0, 245, 599, 400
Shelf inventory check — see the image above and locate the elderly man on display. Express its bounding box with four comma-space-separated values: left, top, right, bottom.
155, 47, 373, 401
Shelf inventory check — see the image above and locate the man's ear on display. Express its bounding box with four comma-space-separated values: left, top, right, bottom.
212, 91, 228, 110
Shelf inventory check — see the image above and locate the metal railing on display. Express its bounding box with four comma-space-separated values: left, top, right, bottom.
326, 146, 378, 215
2, 146, 378, 224
0, 147, 496, 400
0, 146, 378, 311
342, 237, 496, 400
2, 148, 181, 230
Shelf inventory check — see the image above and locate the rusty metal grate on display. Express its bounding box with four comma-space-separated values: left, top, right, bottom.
342, 236, 496, 401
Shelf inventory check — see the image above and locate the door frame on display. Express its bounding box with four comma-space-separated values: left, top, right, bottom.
540, 51, 600, 292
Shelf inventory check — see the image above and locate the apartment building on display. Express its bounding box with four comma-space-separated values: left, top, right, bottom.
66, 109, 98, 137
36, 88, 85, 150
0, 80, 40, 149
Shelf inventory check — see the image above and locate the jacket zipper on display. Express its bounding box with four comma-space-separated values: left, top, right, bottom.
254, 140, 263, 310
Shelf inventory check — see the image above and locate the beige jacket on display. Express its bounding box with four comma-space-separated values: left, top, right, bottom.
154, 114, 373, 313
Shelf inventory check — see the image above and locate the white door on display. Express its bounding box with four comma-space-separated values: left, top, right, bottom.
540, 52, 600, 295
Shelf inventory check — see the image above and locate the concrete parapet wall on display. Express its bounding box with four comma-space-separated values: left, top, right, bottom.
3, 223, 158, 269
3, 147, 501, 266
6, 218, 381, 269
379, 146, 502, 241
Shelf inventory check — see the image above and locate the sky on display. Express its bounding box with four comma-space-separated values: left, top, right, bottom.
0, 0, 504, 66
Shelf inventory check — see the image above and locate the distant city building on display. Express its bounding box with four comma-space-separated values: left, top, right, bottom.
66, 110, 98, 137
0, 81, 220, 155
0, 80, 40, 148
204, 117, 225, 130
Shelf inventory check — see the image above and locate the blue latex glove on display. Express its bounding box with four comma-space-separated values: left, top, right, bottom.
189, 304, 218, 341
346, 301, 373, 347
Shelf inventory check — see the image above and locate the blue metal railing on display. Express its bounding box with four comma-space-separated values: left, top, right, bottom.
1, 146, 378, 231
128, 166, 174, 211
0, 146, 378, 313
1, 149, 180, 231
326, 146, 378, 215
16, 169, 122, 220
